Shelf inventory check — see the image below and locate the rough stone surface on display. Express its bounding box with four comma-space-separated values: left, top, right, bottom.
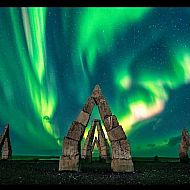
82, 119, 111, 163
111, 158, 134, 172
63, 137, 79, 157
97, 97, 112, 120
2, 138, 9, 159
111, 140, 131, 159
91, 85, 102, 101
107, 125, 126, 142
59, 155, 80, 171
179, 128, 190, 163
59, 84, 133, 172
67, 122, 85, 141
76, 111, 90, 126
81, 120, 96, 160
96, 120, 111, 161
97, 122, 106, 147
0, 124, 12, 160
83, 97, 95, 114
104, 115, 119, 132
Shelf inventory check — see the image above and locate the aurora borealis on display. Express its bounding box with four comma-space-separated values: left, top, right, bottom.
0, 7, 190, 157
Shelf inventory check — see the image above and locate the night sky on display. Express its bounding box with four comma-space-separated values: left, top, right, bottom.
0, 7, 190, 157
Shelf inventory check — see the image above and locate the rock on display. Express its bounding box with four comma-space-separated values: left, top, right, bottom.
104, 115, 119, 132
97, 97, 112, 120
63, 137, 79, 157
95, 120, 110, 161
59, 84, 133, 172
91, 85, 102, 101
111, 158, 134, 172
0, 124, 12, 160
111, 140, 131, 159
76, 111, 90, 126
107, 126, 126, 142
83, 97, 95, 114
81, 119, 96, 160
67, 121, 85, 141
179, 128, 190, 163
59, 155, 80, 171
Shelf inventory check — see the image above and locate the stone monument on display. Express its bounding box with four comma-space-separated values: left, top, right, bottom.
0, 124, 12, 160
59, 85, 134, 172
179, 128, 190, 163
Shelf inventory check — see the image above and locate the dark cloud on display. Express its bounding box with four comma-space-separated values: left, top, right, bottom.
167, 136, 181, 147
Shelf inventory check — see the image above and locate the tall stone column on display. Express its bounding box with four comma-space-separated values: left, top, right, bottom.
0, 124, 12, 160
96, 120, 111, 163
2, 137, 12, 159
92, 85, 134, 172
59, 97, 95, 171
179, 128, 190, 163
81, 119, 97, 162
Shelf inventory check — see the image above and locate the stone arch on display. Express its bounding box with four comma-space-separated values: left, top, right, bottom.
81, 119, 110, 163
0, 124, 12, 160
59, 85, 134, 172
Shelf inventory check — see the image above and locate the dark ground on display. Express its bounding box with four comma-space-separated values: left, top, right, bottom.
0, 160, 190, 185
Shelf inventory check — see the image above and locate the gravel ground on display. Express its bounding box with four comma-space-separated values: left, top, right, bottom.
0, 160, 190, 185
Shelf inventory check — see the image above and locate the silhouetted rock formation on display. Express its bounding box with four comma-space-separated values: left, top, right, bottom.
179, 128, 190, 163
59, 85, 134, 172
0, 124, 12, 160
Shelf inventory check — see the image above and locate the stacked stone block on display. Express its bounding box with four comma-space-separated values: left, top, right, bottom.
96, 120, 111, 163
179, 128, 190, 163
59, 85, 134, 172
59, 97, 95, 171
81, 120, 96, 162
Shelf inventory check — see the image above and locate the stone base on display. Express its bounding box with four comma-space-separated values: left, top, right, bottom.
59, 156, 79, 171
111, 159, 134, 172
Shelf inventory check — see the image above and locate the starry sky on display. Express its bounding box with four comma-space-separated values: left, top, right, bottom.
0, 7, 190, 157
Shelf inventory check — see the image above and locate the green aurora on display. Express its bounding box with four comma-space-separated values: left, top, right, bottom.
0, 7, 190, 157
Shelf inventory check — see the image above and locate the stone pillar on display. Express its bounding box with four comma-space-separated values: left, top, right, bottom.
59, 97, 95, 171
81, 120, 96, 162
92, 85, 134, 172
104, 116, 134, 172
179, 128, 190, 163
2, 137, 12, 159
0, 124, 12, 160
96, 120, 111, 163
